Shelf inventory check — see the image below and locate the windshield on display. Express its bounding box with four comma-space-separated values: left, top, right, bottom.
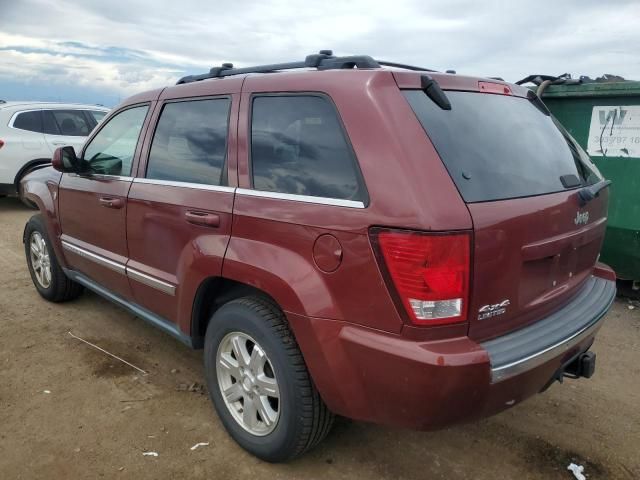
404, 90, 602, 203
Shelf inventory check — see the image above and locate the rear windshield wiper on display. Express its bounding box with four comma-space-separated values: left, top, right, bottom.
578, 179, 612, 206
421, 75, 451, 110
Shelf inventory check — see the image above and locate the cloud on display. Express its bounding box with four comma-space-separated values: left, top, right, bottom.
0, 0, 639, 105
0, 33, 184, 101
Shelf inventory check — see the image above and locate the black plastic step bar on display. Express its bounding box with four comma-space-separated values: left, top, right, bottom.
176, 50, 436, 85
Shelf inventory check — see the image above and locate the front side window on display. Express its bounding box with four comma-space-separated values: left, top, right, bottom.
13, 111, 42, 133
50, 110, 91, 136
250, 95, 366, 201
147, 98, 230, 185
83, 105, 148, 176
89, 110, 107, 123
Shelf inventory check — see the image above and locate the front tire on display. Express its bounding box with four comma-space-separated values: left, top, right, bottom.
204, 296, 334, 462
24, 214, 83, 302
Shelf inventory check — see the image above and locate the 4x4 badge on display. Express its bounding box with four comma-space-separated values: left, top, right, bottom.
478, 300, 510, 320
574, 211, 589, 225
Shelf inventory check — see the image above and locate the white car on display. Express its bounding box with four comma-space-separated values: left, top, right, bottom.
0, 101, 110, 204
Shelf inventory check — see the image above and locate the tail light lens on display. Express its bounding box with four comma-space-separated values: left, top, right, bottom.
372, 229, 471, 326
0, 139, 4, 149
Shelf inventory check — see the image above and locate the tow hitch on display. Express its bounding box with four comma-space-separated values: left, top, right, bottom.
563, 351, 596, 379
541, 351, 597, 391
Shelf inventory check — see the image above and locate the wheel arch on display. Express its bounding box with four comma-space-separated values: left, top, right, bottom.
20, 167, 66, 269
14, 158, 52, 190
190, 277, 281, 349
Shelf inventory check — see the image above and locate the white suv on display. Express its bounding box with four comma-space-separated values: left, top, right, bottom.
0, 101, 109, 204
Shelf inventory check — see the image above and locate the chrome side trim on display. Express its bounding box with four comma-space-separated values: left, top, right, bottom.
133, 177, 236, 193
61, 241, 126, 275
68, 173, 133, 181
61, 240, 176, 296
126, 267, 176, 296
236, 188, 365, 209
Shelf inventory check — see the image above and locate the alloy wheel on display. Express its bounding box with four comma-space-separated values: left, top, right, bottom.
216, 331, 280, 436
29, 231, 51, 289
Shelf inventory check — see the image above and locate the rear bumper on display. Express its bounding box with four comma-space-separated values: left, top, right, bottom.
289, 274, 616, 430
482, 275, 616, 383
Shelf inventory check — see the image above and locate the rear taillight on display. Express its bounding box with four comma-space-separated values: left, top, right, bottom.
0, 139, 4, 149
372, 229, 471, 326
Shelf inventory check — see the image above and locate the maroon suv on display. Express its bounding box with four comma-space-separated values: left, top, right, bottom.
22, 51, 616, 462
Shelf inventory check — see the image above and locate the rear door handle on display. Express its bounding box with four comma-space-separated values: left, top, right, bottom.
99, 197, 124, 209
185, 211, 220, 227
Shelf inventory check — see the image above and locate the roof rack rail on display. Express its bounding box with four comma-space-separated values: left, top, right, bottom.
377, 60, 436, 72
176, 50, 439, 85
177, 50, 381, 85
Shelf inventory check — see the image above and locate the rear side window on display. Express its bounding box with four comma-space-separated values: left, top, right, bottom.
147, 98, 230, 185
250, 95, 365, 201
13, 111, 42, 133
51, 110, 91, 136
404, 90, 602, 203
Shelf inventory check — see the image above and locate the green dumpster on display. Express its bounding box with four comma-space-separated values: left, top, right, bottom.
525, 78, 640, 282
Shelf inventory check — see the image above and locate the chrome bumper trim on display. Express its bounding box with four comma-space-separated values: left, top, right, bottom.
483, 276, 616, 383
489, 311, 606, 383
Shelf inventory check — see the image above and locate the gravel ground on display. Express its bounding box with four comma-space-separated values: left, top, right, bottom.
1, 196, 638, 479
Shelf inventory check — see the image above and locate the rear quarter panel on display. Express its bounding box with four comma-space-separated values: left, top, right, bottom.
226, 71, 472, 334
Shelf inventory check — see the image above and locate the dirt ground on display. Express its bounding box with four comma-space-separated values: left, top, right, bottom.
0, 196, 638, 480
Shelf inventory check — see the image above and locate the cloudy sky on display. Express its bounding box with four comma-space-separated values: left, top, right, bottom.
1, 0, 639, 107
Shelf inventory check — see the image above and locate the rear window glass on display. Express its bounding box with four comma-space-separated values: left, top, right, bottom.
404, 90, 602, 203
13, 111, 42, 133
250, 95, 366, 202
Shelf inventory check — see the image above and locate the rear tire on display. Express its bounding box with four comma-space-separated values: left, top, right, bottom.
24, 214, 83, 302
204, 296, 334, 462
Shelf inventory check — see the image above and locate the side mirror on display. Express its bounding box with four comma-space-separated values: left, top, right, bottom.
52, 146, 82, 173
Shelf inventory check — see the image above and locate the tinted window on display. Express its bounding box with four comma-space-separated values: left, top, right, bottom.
147, 99, 230, 185
89, 110, 107, 123
42, 111, 59, 134
83, 105, 148, 176
251, 95, 365, 201
404, 90, 602, 203
51, 110, 91, 136
13, 111, 42, 133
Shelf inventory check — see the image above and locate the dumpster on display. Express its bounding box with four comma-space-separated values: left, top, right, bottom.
516, 76, 640, 285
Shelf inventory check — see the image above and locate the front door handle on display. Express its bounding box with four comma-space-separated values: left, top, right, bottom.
99, 197, 124, 209
185, 211, 220, 227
